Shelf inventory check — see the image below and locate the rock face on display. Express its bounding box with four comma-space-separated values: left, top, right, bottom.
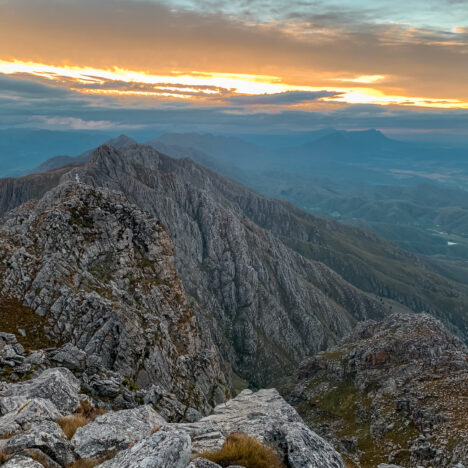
176, 388, 344, 468
1, 142, 468, 387
97, 426, 191, 468
281, 313, 468, 467
0, 182, 227, 414
73, 405, 166, 458
0, 368, 80, 414
63, 144, 392, 386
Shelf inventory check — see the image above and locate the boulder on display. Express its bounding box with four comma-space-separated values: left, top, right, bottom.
73, 404, 166, 458
179, 388, 344, 468
0, 368, 80, 414
1, 455, 45, 468
47, 343, 87, 371
0, 419, 75, 466
0, 398, 61, 437
188, 458, 222, 468
97, 426, 191, 468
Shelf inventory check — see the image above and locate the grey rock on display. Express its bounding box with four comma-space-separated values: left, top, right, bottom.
180, 388, 344, 467
0, 368, 80, 414
0, 398, 61, 437
0, 396, 29, 416
73, 404, 166, 458
47, 343, 87, 371
0, 419, 75, 466
97, 426, 191, 468
1, 455, 44, 468
188, 458, 222, 468
0, 182, 227, 415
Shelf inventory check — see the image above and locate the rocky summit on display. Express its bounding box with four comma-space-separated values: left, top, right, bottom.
0, 182, 227, 416
281, 313, 468, 467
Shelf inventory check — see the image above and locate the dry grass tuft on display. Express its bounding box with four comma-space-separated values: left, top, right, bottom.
66, 451, 117, 468
199, 431, 285, 468
75, 400, 107, 421
0, 450, 10, 464
150, 425, 161, 435
57, 401, 107, 440
57, 415, 89, 440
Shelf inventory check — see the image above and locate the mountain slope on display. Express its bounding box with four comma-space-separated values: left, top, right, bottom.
1, 143, 467, 385
31, 134, 137, 174
280, 313, 468, 467
0, 182, 227, 412
63, 144, 390, 386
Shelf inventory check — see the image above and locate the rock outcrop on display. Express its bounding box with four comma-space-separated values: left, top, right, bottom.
1, 142, 468, 387
281, 313, 468, 467
0, 182, 227, 415
183, 388, 345, 468
0, 369, 344, 468
64, 144, 392, 386
73, 405, 166, 458
98, 426, 192, 468
0, 368, 80, 415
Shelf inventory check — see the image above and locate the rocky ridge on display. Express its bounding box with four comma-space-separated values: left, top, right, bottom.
0, 182, 227, 416
64, 144, 393, 385
281, 313, 468, 467
1, 143, 468, 385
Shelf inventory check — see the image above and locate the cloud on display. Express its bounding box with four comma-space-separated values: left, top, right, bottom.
1, 0, 468, 101
34, 116, 145, 131
229, 91, 341, 105
0, 74, 72, 99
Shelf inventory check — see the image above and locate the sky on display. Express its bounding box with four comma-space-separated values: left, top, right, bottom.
1, 0, 468, 138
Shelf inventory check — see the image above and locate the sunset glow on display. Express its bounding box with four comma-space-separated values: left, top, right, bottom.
2, 60, 467, 110
1, 0, 468, 135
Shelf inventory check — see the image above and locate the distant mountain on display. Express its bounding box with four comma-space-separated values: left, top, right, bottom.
0, 129, 114, 176
146, 131, 468, 261
147, 139, 246, 182
31, 134, 137, 173
150, 132, 276, 170
300, 129, 393, 155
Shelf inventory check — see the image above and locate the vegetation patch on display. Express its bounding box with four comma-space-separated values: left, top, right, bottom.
66, 451, 117, 468
198, 432, 285, 468
0, 298, 57, 350
58, 400, 107, 439
57, 415, 89, 440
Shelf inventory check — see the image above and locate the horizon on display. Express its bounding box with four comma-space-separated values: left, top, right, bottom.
1, 0, 468, 144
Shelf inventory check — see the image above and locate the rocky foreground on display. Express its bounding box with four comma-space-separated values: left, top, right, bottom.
0, 358, 343, 467
281, 313, 468, 467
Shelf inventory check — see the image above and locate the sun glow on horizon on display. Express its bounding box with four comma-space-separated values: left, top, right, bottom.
1, 59, 467, 110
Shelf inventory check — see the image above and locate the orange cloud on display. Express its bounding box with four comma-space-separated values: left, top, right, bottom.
1, 0, 468, 107
1, 60, 468, 110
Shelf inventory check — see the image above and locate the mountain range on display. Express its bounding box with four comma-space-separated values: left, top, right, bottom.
0, 135, 467, 466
